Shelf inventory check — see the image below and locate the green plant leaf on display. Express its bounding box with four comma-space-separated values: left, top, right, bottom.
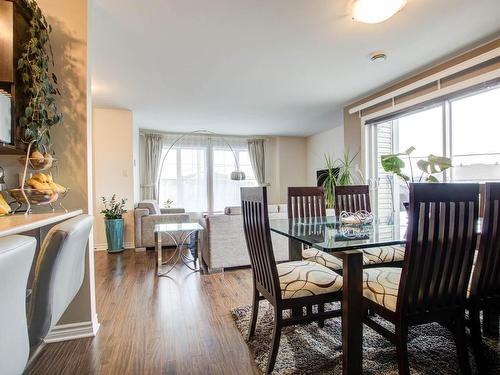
403, 146, 416, 155
426, 175, 439, 183
381, 154, 405, 174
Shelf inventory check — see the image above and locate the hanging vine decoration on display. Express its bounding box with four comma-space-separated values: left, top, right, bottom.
17, 0, 63, 152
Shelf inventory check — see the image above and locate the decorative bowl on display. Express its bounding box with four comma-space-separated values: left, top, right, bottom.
339, 210, 374, 225
18, 156, 57, 171
7, 188, 68, 206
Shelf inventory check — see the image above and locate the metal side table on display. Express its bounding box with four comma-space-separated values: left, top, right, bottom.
154, 222, 203, 276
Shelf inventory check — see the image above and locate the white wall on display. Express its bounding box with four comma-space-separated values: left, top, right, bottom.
306, 126, 344, 185
92, 108, 135, 250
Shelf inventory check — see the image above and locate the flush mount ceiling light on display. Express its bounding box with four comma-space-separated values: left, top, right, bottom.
353, 0, 407, 24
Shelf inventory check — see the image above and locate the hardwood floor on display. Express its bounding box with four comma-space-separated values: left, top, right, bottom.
26, 250, 261, 375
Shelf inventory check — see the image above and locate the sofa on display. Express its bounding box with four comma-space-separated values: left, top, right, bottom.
134, 200, 201, 250
199, 204, 290, 272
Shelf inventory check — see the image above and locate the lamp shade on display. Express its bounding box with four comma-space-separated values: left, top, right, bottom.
230, 170, 246, 181
353, 0, 406, 24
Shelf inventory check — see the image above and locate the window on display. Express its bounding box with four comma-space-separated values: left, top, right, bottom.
212, 149, 257, 211
368, 84, 500, 218
158, 137, 257, 212
158, 148, 208, 212
450, 88, 500, 182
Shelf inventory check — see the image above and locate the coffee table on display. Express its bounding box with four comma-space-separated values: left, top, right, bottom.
154, 222, 204, 276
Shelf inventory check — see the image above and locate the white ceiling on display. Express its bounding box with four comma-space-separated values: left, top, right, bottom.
90, 0, 500, 136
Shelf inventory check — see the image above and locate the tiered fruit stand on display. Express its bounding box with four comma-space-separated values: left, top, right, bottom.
7, 139, 68, 215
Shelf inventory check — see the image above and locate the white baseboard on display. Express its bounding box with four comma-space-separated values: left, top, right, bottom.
44, 319, 100, 343
94, 241, 135, 251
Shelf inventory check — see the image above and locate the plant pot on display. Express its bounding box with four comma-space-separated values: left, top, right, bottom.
105, 218, 124, 253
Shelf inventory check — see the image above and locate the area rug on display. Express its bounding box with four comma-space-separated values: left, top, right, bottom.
231, 302, 500, 374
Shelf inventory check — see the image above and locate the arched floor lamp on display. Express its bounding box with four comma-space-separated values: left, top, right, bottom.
156, 130, 246, 204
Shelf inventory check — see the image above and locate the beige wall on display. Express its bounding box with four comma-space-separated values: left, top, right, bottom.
37, 0, 96, 327
93, 108, 135, 250
273, 136, 307, 203
306, 126, 344, 186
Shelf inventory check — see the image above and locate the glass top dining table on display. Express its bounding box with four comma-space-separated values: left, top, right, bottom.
269, 214, 407, 254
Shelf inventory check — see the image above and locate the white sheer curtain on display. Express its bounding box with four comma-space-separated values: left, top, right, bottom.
141, 133, 163, 200
247, 139, 266, 185
156, 133, 257, 212
158, 134, 209, 212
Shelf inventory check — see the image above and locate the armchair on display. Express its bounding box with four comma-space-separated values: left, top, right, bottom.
134, 200, 193, 250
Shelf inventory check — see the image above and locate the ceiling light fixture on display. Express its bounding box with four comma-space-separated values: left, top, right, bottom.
353, 0, 407, 24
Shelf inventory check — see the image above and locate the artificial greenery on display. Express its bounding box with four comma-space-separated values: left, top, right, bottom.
320, 150, 360, 208
321, 154, 338, 209
163, 198, 173, 209
101, 195, 127, 220
17, 0, 63, 150
381, 147, 452, 187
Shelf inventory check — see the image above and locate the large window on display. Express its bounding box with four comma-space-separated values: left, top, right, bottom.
369, 85, 500, 218
158, 137, 257, 212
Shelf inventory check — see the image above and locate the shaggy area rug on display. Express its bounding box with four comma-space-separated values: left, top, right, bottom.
231, 302, 500, 374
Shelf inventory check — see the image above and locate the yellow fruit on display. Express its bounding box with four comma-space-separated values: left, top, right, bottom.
32, 172, 50, 183
26, 178, 51, 191
31, 150, 45, 162
0, 194, 11, 215
48, 182, 66, 193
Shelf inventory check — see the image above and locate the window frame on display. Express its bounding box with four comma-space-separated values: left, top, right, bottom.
366, 83, 500, 217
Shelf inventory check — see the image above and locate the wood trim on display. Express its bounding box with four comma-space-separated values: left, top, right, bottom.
360, 69, 500, 123
43, 320, 99, 343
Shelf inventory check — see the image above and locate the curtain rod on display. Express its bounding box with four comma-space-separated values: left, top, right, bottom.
139, 129, 270, 141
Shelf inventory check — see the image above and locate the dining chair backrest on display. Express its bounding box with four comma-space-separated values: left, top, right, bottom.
241, 186, 281, 302
287, 186, 326, 219
469, 182, 500, 305
334, 185, 371, 216
479, 183, 486, 218
398, 183, 479, 317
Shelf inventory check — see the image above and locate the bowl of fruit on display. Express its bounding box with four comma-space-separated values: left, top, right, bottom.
19, 150, 56, 171
7, 173, 68, 209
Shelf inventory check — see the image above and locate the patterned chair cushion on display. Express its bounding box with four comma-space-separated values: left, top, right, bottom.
362, 245, 405, 265
302, 248, 344, 271
363, 267, 402, 312
277, 261, 343, 299
304, 245, 405, 272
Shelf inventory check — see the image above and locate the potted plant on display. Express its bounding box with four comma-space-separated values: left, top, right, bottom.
381, 147, 452, 209
101, 195, 127, 253
320, 150, 362, 208
17, 0, 63, 155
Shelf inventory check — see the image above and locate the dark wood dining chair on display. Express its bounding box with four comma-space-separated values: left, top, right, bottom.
242, 186, 344, 374
289, 186, 405, 271
468, 182, 500, 370
334, 185, 405, 266
362, 183, 479, 375
334, 185, 371, 216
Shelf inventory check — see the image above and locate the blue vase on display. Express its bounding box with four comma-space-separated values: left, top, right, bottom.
105, 218, 124, 253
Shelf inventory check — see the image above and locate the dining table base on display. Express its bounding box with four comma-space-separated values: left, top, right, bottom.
288, 238, 363, 375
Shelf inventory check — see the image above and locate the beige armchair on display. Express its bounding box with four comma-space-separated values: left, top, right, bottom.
134, 200, 191, 250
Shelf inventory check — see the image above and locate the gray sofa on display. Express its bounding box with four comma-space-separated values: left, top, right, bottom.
199, 204, 290, 272
134, 200, 201, 250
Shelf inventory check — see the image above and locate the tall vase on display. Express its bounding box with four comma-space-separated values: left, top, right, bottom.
105, 218, 124, 253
